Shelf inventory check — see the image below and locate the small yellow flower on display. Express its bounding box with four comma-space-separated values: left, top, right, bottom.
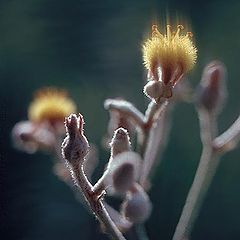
28, 87, 76, 125
143, 24, 197, 85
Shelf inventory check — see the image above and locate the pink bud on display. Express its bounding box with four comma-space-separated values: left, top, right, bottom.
196, 61, 227, 113
110, 128, 131, 158
62, 114, 90, 166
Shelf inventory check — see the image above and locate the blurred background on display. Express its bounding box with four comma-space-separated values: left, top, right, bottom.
1, 0, 240, 239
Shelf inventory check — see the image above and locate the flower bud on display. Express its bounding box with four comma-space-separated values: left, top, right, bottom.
106, 151, 141, 194
62, 114, 90, 166
110, 128, 131, 158
196, 61, 227, 113
143, 80, 164, 102
121, 184, 152, 223
12, 121, 56, 153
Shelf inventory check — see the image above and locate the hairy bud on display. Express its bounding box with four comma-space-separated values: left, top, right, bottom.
121, 184, 152, 223
105, 151, 141, 194
143, 80, 164, 102
110, 128, 131, 157
62, 114, 90, 166
196, 61, 227, 113
12, 121, 56, 153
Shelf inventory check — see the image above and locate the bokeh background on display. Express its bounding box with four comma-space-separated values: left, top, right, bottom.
1, 0, 240, 239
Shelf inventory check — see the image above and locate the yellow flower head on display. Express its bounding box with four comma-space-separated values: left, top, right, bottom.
143, 24, 197, 84
28, 87, 76, 125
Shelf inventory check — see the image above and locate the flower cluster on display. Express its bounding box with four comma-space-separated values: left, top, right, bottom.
12, 22, 240, 240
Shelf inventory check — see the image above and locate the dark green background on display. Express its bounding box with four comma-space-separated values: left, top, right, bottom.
1, 0, 240, 239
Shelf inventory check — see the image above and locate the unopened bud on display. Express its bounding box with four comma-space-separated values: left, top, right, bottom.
12, 121, 38, 153
110, 128, 131, 157
121, 184, 152, 223
196, 61, 227, 113
62, 114, 90, 166
143, 80, 163, 102
12, 121, 56, 153
106, 151, 141, 194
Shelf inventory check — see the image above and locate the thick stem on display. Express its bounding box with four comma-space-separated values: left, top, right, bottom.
72, 163, 126, 240
172, 110, 219, 240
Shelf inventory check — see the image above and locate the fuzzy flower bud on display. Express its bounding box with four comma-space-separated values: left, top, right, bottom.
106, 151, 141, 194
143, 80, 164, 102
62, 114, 90, 166
110, 128, 131, 158
196, 61, 227, 113
121, 184, 152, 223
12, 121, 56, 153
103, 151, 141, 194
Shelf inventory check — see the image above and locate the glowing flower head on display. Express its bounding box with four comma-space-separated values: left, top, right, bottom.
28, 87, 76, 125
143, 24, 197, 86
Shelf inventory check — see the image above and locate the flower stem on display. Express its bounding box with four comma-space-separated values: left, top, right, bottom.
213, 114, 240, 152
172, 110, 219, 240
139, 99, 169, 188
72, 163, 126, 240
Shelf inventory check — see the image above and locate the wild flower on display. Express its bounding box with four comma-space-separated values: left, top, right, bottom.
12, 87, 78, 183
143, 24, 197, 83
143, 24, 197, 100
28, 87, 76, 126
12, 23, 240, 240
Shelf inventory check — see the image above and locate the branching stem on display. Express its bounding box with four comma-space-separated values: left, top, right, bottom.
72, 163, 126, 240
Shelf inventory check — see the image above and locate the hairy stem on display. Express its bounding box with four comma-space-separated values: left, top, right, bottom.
72, 163, 126, 240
